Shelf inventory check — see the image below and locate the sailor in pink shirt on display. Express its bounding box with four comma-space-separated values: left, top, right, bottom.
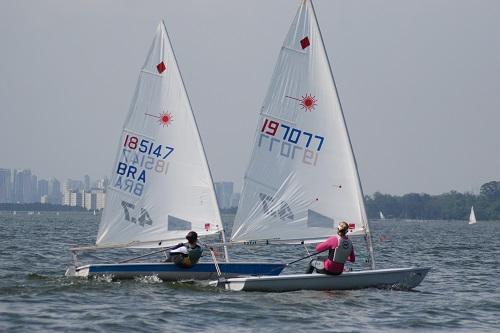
306, 221, 355, 275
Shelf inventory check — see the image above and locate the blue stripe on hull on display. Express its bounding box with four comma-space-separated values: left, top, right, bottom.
84, 262, 284, 277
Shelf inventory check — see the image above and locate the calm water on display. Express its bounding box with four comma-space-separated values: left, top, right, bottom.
0, 212, 499, 332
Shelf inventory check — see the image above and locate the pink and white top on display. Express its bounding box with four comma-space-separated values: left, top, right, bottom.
315, 235, 355, 273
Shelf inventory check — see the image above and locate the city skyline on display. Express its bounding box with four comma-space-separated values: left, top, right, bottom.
0, 167, 108, 205
0, 166, 242, 210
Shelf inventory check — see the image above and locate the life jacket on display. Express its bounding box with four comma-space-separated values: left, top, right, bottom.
175, 244, 203, 268
328, 235, 352, 264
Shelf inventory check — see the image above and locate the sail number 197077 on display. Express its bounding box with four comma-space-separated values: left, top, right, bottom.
258, 118, 325, 166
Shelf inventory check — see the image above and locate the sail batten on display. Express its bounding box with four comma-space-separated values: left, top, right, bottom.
96, 21, 222, 249
231, 0, 373, 265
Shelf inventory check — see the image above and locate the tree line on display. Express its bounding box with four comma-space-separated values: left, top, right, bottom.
3, 181, 499, 220
365, 181, 500, 221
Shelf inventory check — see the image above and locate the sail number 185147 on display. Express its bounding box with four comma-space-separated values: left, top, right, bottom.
112, 132, 175, 197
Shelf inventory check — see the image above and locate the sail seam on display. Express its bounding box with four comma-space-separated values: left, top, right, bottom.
140, 69, 163, 77
242, 176, 279, 192
122, 128, 155, 141
258, 111, 298, 126
282, 45, 308, 55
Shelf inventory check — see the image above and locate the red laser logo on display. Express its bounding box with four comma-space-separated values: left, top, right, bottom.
145, 111, 173, 127
285, 94, 317, 111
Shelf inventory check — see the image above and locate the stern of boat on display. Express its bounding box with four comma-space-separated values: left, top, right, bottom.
65, 265, 90, 278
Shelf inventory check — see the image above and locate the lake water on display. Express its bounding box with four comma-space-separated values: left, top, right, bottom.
0, 212, 499, 332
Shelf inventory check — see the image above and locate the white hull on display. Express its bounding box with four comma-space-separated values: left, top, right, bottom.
215, 267, 430, 292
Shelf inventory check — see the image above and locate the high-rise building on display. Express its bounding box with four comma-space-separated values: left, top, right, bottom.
37, 179, 49, 203
70, 191, 83, 207
84, 175, 91, 191
31, 175, 38, 203
64, 188, 84, 207
65, 179, 84, 191
214, 181, 234, 209
48, 178, 62, 204
95, 189, 106, 210
63, 188, 72, 206
83, 189, 106, 210
0, 168, 12, 203
84, 191, 94, 210
13, 169, 35, 203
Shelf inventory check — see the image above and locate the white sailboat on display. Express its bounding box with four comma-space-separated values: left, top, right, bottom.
379, 211, 385, 220
215, 0, 429, 292
469, 206, 477, 224
66, 21, 284, 280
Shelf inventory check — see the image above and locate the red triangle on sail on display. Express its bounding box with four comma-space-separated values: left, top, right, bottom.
300, 37, 310, 49
156, 61, 166, 74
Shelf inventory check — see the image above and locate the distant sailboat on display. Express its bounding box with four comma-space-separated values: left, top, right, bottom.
379, 211, 385, 220
469, 206, 477, 224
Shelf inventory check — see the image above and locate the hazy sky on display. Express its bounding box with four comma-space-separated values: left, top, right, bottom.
1, 0, 499, 195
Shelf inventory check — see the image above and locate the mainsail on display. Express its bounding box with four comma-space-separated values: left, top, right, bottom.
96, 21, 223, 248
231, 0, 374, 267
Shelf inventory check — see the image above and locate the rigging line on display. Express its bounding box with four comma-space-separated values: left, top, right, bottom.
117, 246, 175, 264
303, 243, 311, 256
209, 247, 222, 279
267, 249, 329, 274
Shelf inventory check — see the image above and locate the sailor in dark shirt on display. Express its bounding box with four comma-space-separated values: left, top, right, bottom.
165, 231, 203, 268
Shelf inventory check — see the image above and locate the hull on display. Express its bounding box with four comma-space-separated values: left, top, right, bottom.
66, 262, 285, 281
216, 267, 431, 292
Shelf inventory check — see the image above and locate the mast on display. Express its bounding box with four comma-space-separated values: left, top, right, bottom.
160, 20, 229, 261
309, 0, 376, 269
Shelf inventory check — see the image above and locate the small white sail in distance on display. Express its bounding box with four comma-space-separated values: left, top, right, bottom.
379, 211, 385, 220
469, 206, 477, 224
96, 21, 223, 248
231, 0, 374, 258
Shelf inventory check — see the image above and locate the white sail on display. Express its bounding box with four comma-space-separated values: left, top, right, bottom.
231, 0, 372, 250
469, 206, 477, 224
96, 21, 223, 248
379, 211, 385, 220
